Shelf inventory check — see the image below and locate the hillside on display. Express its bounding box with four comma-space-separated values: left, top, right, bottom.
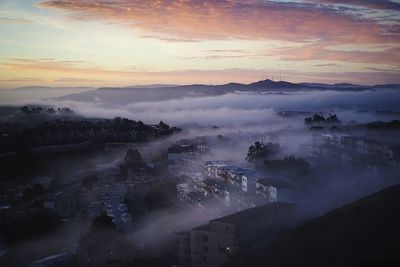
53, 79, 400, 104
224, 183, 400, 267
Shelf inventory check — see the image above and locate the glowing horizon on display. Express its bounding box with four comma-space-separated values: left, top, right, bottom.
0, 0, 399, 89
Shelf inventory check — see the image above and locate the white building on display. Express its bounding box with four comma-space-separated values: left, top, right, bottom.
255, 179, 278, 203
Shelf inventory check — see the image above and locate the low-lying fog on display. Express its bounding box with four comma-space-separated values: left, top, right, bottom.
44, 89, 400, 127
41, 87, 400, 233
1, 85, 399, 264
2, 88, 400, 128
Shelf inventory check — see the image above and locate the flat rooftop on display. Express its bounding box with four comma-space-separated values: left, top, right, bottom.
211, 202, 296, 225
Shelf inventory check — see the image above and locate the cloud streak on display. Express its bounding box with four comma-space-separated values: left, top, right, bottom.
312, 0, 400, 11
1, 57, 400, 87
0, 17, 32, 24
272, 44, 400, 65
38, 0, 399, 44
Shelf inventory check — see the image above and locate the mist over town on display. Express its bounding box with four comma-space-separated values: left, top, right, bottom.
0, 1, 400, 267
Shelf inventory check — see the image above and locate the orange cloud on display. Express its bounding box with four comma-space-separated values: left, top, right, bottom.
38, 0, 399, 44
0, 58, 265, 85
1, 58, 399, 87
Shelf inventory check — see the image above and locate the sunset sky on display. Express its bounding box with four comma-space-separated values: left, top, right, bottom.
0, 0, 399, 88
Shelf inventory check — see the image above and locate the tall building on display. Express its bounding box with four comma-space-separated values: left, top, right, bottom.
176, 202, 297, 267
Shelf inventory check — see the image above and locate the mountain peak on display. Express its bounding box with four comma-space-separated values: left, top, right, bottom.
248, 79, 302, 89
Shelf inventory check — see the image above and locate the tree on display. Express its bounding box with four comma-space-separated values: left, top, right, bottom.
305, 114, 325, 124
246, 141, 280, 162
21, 106, 30, 113
326, 114, 340, 123
77, 214, 139, 266
124, 149, 145, 171
60, 107, 72, 113
305, 113, 340, 124
158, 121, 170, 130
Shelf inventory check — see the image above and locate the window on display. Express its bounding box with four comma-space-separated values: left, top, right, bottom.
203, 235, 208, 242
203, 246, 208, 252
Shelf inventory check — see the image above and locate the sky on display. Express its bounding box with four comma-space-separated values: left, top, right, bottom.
0, 0, 399, 88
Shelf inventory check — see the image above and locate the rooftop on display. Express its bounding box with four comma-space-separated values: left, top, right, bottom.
193, 224, 210, 231
211, 202, 296, 225
226, 166, 257, 177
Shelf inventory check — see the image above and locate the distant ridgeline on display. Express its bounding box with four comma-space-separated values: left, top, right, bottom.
52, 79, 400, 105
0, 106, 181, 157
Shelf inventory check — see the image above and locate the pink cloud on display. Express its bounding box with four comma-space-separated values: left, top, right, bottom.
38, 0, 399, 44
